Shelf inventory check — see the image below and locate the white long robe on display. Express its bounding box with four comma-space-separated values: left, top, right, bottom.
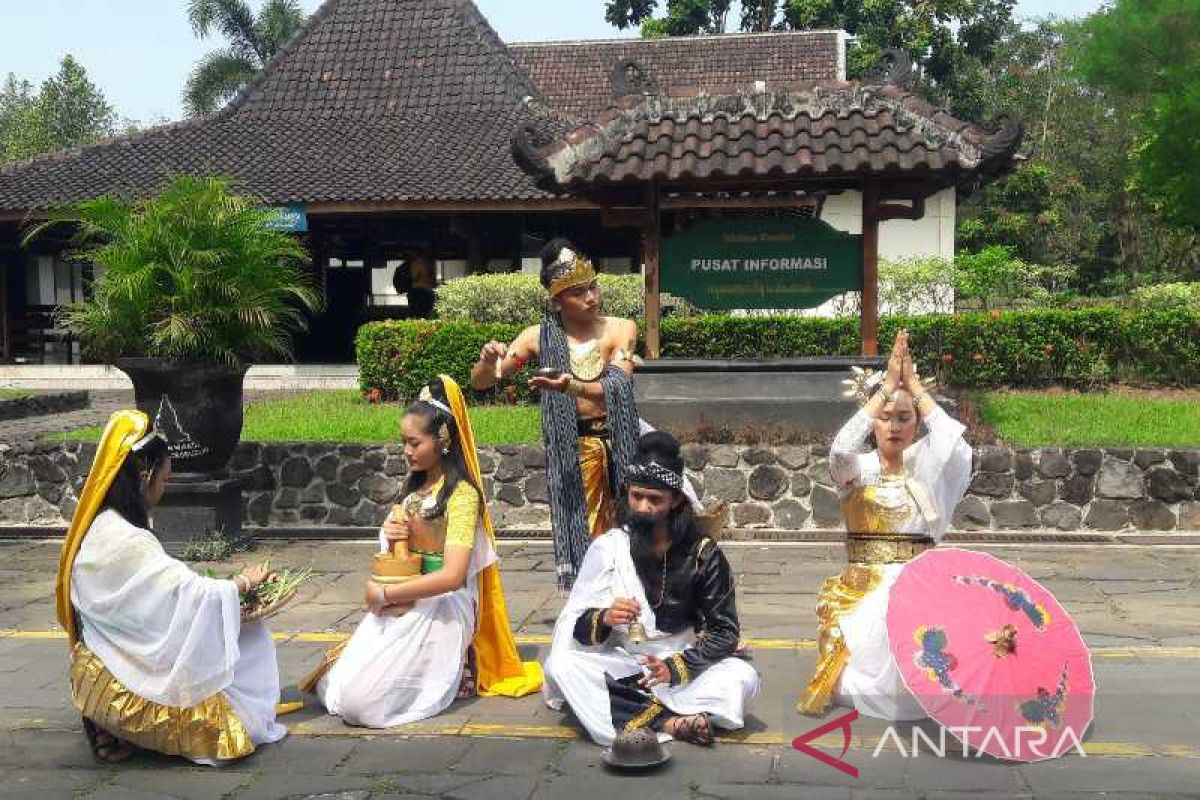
71, 510, 287, 759
316, 525, 496, 728
543, 528, 760, 746
828, 405, 973, 720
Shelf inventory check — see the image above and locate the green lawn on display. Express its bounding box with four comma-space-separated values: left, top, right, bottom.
52, 388, 1200, 448
57, 390, 542, 445
0, 388, 31, 399
978, 390, 1200, 448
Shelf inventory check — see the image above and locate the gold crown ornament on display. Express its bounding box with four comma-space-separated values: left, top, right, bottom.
417, 385, 453, 451
841, 366, 884, 405
547, 248, 597, 297
841, 366, 937, 407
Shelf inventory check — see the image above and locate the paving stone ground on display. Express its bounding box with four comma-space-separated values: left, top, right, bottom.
1, 539, 1198, 799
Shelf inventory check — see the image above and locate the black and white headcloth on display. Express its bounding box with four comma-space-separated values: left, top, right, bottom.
625, 460, 685, 493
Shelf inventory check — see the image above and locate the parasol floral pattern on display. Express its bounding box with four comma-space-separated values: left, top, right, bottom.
953, 575, 1051, 630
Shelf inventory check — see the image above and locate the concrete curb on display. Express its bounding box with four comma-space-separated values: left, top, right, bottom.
0, 391, 89, 421
0, 364, 359, 391
2, 525, 1197, 544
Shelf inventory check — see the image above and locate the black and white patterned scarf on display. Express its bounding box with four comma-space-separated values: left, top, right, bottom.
539, 312, 639, 590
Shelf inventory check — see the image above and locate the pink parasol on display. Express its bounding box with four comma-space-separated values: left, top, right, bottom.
886, 548, 1094, 761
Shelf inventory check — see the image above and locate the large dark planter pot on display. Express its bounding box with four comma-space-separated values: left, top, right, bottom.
115, 358, 248, 476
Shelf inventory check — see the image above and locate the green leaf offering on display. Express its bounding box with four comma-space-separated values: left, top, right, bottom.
240, 566, 315, 620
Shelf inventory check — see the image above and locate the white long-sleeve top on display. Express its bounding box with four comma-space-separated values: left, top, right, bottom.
828, 405, 973, 542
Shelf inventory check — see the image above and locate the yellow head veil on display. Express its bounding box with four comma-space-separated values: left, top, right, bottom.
439, 375, 544, 697
54, 409, 151, 644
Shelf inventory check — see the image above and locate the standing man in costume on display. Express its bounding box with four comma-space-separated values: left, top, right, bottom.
798, 331, 972, 720
471, 239, 641, 589
542, 432, 760, 747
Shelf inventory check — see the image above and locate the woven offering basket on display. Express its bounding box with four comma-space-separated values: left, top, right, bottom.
240, 587, 300, 623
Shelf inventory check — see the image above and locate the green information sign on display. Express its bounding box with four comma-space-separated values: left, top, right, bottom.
661, 217, 863, 310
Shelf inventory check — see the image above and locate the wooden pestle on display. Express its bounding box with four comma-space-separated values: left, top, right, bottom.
372, 503, 421, 581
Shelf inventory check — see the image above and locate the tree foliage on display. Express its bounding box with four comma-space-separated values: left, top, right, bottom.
604, 0, 1016, 117
0, 56, 115, 163
183, 0, 308, 117
956, 18, 1199, 292
1073, 0, 1200, 230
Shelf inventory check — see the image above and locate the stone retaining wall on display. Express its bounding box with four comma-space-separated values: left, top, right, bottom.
2, 441, 1198, 533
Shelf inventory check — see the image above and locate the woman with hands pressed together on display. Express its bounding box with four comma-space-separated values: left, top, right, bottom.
799, 330, 973, 720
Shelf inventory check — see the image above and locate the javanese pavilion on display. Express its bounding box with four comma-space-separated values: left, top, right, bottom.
0, 0, 1021, 364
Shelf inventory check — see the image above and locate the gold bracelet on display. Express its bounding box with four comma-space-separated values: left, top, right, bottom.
566, 378, 585, 397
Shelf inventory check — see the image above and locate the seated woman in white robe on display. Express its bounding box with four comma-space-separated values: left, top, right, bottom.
302, 376, 542, 728
799, 330, 972, 720
55, 410, 287, 765
544, 431, 760, 747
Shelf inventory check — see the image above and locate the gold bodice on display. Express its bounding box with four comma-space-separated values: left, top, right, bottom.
840, 473, 933, 564
400, 479, 479, 555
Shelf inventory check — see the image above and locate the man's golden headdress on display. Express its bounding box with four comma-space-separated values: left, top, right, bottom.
546, 247, 597, 297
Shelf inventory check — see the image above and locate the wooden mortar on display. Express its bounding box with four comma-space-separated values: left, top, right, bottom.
372, 503, 422, 584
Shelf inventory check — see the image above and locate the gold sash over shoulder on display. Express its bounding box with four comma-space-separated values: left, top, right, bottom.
70, 644, 254, 762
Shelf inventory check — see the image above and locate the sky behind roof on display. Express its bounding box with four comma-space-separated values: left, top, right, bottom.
1, 0, 1103, 124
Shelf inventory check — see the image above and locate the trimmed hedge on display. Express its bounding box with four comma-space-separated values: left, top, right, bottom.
357, 320, 529, 403
358, 308, 1200, 401
435, 273, 648, 325
434, 272, 700, 325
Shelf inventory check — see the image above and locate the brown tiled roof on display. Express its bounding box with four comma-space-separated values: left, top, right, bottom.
230, 0, 538, 119
0, 115, 548, 208
0, 1, 1011, 214
0, 0, 555, 212
511, 31, 843, 119
517, 82, 1023, 192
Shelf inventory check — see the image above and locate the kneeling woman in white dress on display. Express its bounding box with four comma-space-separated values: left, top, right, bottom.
799, 330, 972, 720
56, 410, 287, 765
303, 375, 542, 727
544, 431, 760, 747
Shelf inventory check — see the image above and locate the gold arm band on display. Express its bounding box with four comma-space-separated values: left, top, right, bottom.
669, 653, 691, 685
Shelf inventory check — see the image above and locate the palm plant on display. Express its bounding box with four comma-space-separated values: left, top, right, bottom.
25, 175, 322, 367
183, 0, 309, 117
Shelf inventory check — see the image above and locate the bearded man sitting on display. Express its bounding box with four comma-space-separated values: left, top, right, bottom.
542, 431, 760, 746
